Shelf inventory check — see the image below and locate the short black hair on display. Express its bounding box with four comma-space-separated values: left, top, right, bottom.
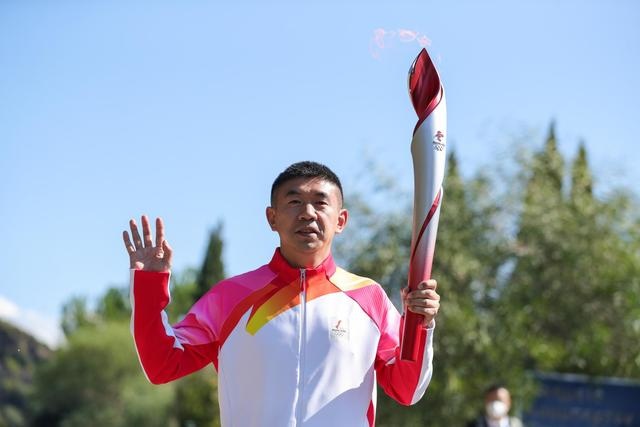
271, 161, 343, 206
484, 383, 508, 396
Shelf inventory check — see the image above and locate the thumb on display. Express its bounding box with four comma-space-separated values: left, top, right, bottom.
162, 240, 173, 267
400, 287, 408, 306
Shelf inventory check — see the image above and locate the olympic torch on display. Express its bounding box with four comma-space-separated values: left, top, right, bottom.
400, 48, 447, 361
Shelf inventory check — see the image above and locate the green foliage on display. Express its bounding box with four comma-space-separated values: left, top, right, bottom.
175, 370, 221, 427
30, 321, 177, 427
0, 405, 25, 427
195, 223, 226, 300
60, 297, 96, 337
96, 287, 130, 322
570, 142, 593, 204
502, 131, 640, 378
0, 320, 51, 427
31, 266, 222, 426
166, 268, 199, 323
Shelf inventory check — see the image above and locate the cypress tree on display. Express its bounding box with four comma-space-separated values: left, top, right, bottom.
540, 120, 564, 194
195, 222, 226, 300
569, 142, 593, 207
502, 121, 573, 372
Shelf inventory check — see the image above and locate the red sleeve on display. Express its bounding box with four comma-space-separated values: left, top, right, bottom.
130, 270, 219, 384
373, 294, 435, 405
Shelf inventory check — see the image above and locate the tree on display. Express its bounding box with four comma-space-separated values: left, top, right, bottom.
174, 372, 220, 427
96, 287, 130, 322
498, 125, 640, 378
0, 320, 51, 427
166, 267, 199, 323
30, 321, 176, 427
60, 297, 96, 337
195, 223, 226, 300
32, 267, 225, 427
569, 142, 593, 205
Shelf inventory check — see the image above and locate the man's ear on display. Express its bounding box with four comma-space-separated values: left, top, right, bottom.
266, 206, 277, 231
335, 208, 348, 234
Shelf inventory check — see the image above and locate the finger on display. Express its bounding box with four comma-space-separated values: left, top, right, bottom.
407, 303, 439, 317
155, 217, 165, 249
426, 290, 440, 301
142, 215, 153, 248
418, 279, 437, 291
122, 231, 135, 254
400, 287, 410, 307
407, 299, 439, 310
407, 296, 440, 308
408, 289, 440, 301
130, 219, 143, 250
162, 240, 173, 268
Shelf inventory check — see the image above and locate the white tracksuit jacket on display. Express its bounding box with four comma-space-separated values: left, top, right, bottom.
130, 249, 435, 427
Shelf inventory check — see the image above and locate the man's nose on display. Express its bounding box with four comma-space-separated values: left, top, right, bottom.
298, 203, 317, 220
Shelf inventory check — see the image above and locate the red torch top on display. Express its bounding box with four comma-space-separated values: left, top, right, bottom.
409, 49, 444, 133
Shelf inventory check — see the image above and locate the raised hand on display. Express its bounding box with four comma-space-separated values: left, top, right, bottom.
123, 215, 173, 272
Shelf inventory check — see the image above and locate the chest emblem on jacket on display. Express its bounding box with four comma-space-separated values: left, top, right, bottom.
329, 317, 349, 342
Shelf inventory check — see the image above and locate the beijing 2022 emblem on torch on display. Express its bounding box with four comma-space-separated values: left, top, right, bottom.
400, 48, 447, 361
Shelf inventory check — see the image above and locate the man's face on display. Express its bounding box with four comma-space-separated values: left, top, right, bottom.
484, 388, 511, 419
266, 177, 347, 267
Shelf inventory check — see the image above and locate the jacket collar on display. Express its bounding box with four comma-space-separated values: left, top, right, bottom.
268, 248, 337, 283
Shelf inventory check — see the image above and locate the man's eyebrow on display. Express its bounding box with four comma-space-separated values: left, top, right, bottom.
284, 189, 301, 198
284, 189, 329, 198
313, 191, 329, 199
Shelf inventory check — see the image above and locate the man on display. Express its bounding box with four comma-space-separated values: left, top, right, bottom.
467, 385, 524, 427
124, 161, 440, 427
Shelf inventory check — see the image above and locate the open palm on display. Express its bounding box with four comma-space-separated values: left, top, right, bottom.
123, 215, 173, 272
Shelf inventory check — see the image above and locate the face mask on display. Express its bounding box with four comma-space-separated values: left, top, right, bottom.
486, 400, 508, 419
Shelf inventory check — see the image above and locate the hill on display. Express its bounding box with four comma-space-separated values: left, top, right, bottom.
0, 319, 52, 426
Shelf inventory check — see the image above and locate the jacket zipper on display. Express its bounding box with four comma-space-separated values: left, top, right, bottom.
295, 269, 307, 425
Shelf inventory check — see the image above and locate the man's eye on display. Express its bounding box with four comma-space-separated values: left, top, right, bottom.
288, 200, 301, 205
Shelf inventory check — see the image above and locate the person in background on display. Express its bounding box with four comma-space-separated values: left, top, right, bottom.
467, 384, 524, 427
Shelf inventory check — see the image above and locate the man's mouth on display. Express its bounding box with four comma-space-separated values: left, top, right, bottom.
297, 227, 319, 237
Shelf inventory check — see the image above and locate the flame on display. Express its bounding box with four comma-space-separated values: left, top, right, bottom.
373, 28, 387, 48
370, 28, 432, 59
398, 29, 418, 43
417, 35, 431, 48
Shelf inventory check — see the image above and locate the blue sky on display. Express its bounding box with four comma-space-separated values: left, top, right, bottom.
1, 0, 639, 347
